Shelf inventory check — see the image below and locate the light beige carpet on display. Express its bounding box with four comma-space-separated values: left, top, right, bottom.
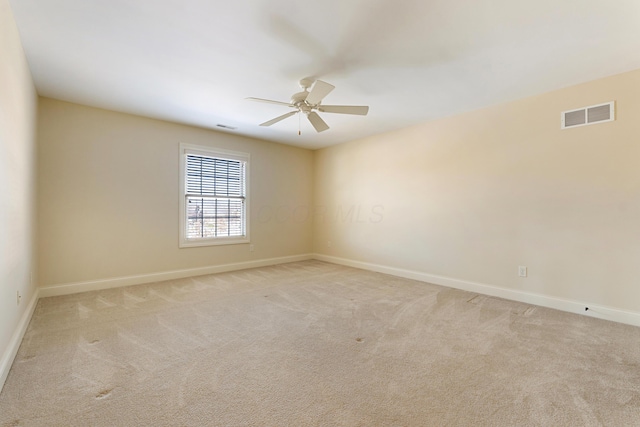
1, 260, 639, 426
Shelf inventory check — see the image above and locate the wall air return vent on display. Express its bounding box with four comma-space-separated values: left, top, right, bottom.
561, 101, 615, 129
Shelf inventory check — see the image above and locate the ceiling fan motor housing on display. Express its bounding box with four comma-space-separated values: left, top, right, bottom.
291, 91, 309, 105
291, 91, 313, 113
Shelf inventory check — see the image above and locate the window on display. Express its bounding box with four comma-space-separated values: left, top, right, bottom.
179, 143, 249, 247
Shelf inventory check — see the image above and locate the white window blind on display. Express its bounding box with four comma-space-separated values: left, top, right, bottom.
180, 144, 249, 247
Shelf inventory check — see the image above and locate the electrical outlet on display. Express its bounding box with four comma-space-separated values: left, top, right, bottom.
17, 291, 22, 306
249, 244, 254, 252
518, 266, 527, 277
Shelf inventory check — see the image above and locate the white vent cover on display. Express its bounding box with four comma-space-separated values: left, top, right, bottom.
561, 101, 615, 129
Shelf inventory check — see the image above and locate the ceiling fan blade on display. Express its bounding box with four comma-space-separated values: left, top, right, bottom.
318, 105, 369, 116
260, 111, 297, 126
246, 97, 292, 107
307, 112, 330, 133
305, 80, 335, 105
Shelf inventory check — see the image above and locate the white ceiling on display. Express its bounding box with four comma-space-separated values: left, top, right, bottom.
9, 0, 640, 149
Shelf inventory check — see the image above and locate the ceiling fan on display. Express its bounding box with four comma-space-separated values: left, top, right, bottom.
247, 78, 369, 133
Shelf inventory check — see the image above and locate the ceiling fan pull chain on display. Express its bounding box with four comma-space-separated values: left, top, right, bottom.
298, 112, 301, 135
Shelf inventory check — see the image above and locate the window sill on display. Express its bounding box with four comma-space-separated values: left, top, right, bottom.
179, 237, 250, 248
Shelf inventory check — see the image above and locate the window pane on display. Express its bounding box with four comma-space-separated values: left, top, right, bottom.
186, 197, 244, 238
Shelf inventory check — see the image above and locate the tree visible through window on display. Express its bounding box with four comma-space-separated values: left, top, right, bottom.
180, 144, 249, 247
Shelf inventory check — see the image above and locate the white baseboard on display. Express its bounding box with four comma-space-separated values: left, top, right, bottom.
39, 254, 314, 298
313, 253, 640, 328
0, 288, 39, 393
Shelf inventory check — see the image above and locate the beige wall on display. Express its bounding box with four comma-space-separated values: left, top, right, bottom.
37, 98, 313, 287
26, 58, 640, 316
0, 0, 38, 381
314, 69, 640, 313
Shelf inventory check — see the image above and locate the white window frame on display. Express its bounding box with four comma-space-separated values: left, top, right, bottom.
179, 143, 250, 248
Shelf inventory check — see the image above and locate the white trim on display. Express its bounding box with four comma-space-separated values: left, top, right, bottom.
0, 289, 39, 393
180, 236, 251, 248
181, 143, 249, 163
39, 254, 313, 298
313, 253, 640, 328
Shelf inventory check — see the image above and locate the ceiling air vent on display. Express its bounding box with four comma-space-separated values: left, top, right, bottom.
561, 101, 615, 129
